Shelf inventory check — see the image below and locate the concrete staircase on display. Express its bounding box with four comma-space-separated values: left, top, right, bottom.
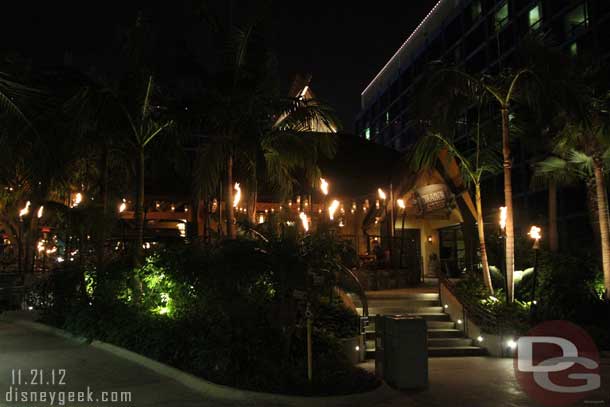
356, 291, 485, 358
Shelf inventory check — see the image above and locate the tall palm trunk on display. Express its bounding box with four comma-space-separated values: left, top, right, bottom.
501, 107, 515, 303
593, 159, 610, 299
475, 183, 493, 293
96, 143, 109, 272
586, 177, 601, 246
134, 146, 145, 266
226, 153, 236, 239
249, 180, 258, 224
190, 192, 200, 242
548, 181, 559, 252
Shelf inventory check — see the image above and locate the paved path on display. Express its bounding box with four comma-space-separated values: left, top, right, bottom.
1, 320, 608, 407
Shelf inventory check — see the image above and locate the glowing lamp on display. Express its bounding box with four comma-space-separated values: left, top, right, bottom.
19, 201, 31, 218
233, 183, 241, 208
320, 178, 329, 196
499, 206, 507, 231
299, 212, 309, 232
328, 200, 340, 220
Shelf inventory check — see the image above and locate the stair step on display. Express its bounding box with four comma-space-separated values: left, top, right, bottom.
365, 292, 439, 301
428, 346, 487, 357
366, 320, 456, 330
363, 306, 444, 315
428, 329, 463, 338
365, 328, 463, 338
365, 299, 441, 308
428, 338, 474, 347
412, 313, 452, 321
426, 321, 456, 329
365, 345, 486, 358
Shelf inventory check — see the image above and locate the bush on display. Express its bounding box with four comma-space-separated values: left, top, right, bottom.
48, 231, 379, 395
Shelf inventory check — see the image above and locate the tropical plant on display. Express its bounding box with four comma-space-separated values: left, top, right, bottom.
411, 127, 500, 293
551, 99, 610, 298
122, 75, 173, 264
421, 65, 536, 302
193, 20, 337, 239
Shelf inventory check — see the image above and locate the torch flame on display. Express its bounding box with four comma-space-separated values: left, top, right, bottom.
299, 212, 309, 232
37, 206, 44, 219
320, 178, 329, 196
71, 192, 83, 208
397, 199, 406, 209
19, 201, 31, 218
528, 226, 541, 241
233, 183, 241, 208
119, 202, 127, 213
499, 206, 507, 230
328, 200, 340, 221
378, 188, 387, 200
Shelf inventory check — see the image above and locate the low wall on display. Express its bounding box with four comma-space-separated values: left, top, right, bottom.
439, 281, 517, 358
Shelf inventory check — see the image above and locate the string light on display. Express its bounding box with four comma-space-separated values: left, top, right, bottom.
362, 0, 445, 98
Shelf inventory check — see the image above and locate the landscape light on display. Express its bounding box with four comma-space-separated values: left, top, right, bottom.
477, 336, 484, 343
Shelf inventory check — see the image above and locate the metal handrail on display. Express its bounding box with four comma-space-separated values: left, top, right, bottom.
439, 273, 498, 331
339, 264, 368, 318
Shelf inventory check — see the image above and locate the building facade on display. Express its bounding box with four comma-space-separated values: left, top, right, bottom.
356, 0, 610, 255
356, 0, 610, 150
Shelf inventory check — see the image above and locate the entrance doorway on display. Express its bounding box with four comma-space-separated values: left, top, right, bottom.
438, 225, 465, 277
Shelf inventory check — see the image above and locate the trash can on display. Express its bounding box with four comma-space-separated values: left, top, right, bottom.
375, 315, 428, 390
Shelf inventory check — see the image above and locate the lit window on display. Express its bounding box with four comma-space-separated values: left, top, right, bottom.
564, 4, 588, 37
364, 128, 371, 140
529, 3, 542, 29
495, 2, 509, 30
471, 0, 482, 20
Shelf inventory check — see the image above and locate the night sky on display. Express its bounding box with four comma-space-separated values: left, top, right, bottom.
2, 1, 437, 131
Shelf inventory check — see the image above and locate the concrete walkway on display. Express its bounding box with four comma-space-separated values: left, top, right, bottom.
1, 319, 608, 407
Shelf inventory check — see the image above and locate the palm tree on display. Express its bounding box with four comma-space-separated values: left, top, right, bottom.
534, 153, 596, 246
194, 22, 337, 239
411, 126, 499, 293
122, 75, 173, 264
424, 66, 534, 302
551, 89, 610, 298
